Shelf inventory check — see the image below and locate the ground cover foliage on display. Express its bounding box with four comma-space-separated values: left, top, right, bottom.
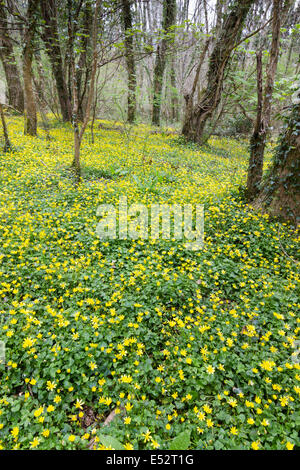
0, 116, 299, 450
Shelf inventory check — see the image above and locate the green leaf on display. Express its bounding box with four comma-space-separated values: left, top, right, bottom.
99, 434, 124, 450
169, 430, 191, 450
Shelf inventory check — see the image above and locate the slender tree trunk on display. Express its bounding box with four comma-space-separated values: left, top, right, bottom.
182, 0, 254, 143
121, 0, 136, 123
285, 33, 295, 72
34, 50, 48, 114
71, 0, 100, 183
215, 0, 223, 32
253, 99, 300, 225
170, 57, 178, 122
182, 38, 210, 135
247, 51, 264, 198
152, 0, 176, 126
76, 0, 93, 121
23, 0, 38, 136
40, 0, 72, 122
0, 103, 12, 151
0, 2, 24, 113
247, 0, 287, 199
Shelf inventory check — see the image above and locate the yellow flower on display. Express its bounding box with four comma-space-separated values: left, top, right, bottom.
207, 365, 215, 374
11, 427, 19, 438
151, 439, 160, 449
142, 430, 151, 442
251, 441, 260, 450
125, 402, 133, 412
286, 442, 294, 450
34, 407, 44, 418
124, 443, 134, 450
46, 381, 56, 391
75, 399, 84, 409
228, 398, 237, 407
30, 438, 40, 448
203, 404, 212, 414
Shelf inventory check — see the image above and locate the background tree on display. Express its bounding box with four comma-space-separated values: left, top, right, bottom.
40, 0, 72, 122
152, 0, 176, 126
247, 0, 291, 199
23, 0, 38, 135
121, 0, 136, 123
70, 0, 100, 182
0, 1, 24, 112
182, 0, 255, 143
253, 93, 300, 224
75, 0, 93, 121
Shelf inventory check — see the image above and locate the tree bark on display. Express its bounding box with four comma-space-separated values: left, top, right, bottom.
247, 0, 288, 199
182, 38, 210, 135
121, 0, 136, 123
152, 0, 176, 126
71, 0, 100, 183
182, 0, 254, 144
0, 1, 24, 113
170, 56, 178, 122
0, 103, 12, 151
253, 99, 300, 225
40, 0, 72, 122
76, 0, 93, 121
247, 51, 264, 199
23, 0, 38, 136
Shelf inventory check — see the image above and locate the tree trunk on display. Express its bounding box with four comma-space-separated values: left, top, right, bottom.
170, 57, 178, 122
182, 0, 254, 143
247, 51, 264, 199
40, 0, 72, 122
0, 103, 12, 152
182, 38, 210, 135
76, 0, 93, 121
152, 0, 176, 126
247, 0, 287, 199
70, 0, 100, 183
121, 0, 136, 123
23, 0, 38, 136
253, 99, 300, 225
0, 2, 24, 113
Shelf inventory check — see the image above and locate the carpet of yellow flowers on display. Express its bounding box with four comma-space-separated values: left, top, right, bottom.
0, 116, 299, 450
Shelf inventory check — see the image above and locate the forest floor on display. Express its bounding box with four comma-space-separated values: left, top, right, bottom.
0, 116, 299, 450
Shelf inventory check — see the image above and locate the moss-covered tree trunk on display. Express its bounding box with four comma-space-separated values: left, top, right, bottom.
0, 103, 12, 152
70, 0, 100, 184
247, 51, 264, 199
23, 0, 38, 136
182, 0, 254, 144
253, 99, 300, 225
40, 0, 72, 122
152, 0, 176, 127
0, 2, 24, 113
247, 0, 286, 200
76, 0, 93, 122
170, 57, 178, 122
121, 0, 136, 123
